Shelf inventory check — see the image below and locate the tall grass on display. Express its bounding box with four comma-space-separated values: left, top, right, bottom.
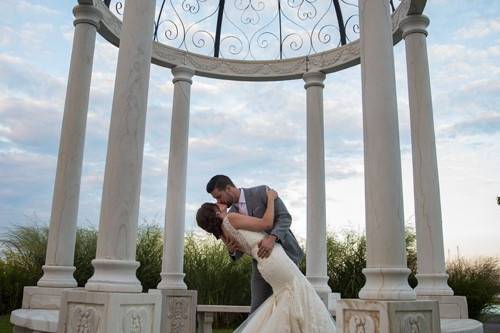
326, 231, 366, 298
73, 227, 98, 286
136, 224, 163, 291
0, 222, 498, 323
0, 224, 47, 313
184, 235, 252, 328
447, 256, 500, 320
184, 235, 252, 305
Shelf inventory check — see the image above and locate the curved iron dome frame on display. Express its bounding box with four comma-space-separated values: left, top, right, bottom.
94, 0, 427, 81
104, 0, 398, 59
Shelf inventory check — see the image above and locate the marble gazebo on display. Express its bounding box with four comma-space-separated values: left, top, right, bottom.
10, 0, 483, 332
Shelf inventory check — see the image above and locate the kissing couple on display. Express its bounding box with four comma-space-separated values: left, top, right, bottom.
196, 175, 336, 332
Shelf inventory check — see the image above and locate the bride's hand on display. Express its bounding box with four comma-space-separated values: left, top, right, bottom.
266, 187, 278, 200
222, 234, 240, 253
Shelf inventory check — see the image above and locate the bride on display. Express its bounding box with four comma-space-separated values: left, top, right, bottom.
196, 188, 336, 333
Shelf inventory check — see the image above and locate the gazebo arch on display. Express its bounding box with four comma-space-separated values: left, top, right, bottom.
10, 0, 484, 332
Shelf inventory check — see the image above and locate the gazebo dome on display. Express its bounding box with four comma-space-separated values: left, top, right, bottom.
105, 0, 399, 61
96, 0, 426, 80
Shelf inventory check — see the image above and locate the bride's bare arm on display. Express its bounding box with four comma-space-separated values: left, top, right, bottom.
227, 188, 278, 231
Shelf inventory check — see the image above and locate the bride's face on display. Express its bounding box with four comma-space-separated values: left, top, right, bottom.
215, 203, 228, 219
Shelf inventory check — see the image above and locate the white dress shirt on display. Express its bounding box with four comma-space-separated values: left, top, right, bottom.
237, 189, 249, 216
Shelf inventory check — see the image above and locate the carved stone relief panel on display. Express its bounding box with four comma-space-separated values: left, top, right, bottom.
167, 297, 190, 333
122, 306, 152, 333
68, 304, 104, 333
397, 311, 432, 333
344, 310, 379, 333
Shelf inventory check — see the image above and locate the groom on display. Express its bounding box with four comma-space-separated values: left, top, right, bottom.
206, 175, 304, 312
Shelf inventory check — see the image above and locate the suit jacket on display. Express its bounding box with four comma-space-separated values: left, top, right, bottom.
230, 185, 304, 264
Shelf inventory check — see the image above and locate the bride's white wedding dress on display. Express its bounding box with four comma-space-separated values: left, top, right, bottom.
222, 217, 336, 333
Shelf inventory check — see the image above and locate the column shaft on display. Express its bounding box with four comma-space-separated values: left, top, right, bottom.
158, 67, 194, 290
400, 15, 453, 296
85, 0, 156, 293
303, 71, 331, 296
358, 0, 415, 300
38, 4, 101, 288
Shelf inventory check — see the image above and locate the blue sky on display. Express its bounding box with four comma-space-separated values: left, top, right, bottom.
0, 0, 499, 259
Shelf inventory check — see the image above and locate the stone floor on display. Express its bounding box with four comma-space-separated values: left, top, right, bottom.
484, 315, 500, 333
484, 305, 500, 333
484, 322, 500, 333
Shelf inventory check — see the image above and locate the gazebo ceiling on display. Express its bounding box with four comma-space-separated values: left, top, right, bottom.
104, 0, 400, 61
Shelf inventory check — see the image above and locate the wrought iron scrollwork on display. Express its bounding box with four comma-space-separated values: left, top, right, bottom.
104, 0, 401, 60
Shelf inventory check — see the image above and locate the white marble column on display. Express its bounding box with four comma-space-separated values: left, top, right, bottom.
85, 0, 156, 293
400, 15, 453, 296
157, 66, 194, 290
303, 71, 332, 297
37, 2, 101, 288
358, 0, 415, 300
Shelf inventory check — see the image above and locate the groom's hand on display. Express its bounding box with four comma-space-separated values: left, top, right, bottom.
257, 235, 277, 258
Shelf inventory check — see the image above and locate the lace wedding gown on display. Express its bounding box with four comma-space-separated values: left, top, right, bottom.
222, 217, 337, 333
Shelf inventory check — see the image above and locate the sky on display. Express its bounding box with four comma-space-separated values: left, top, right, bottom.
0, 0, 499, 260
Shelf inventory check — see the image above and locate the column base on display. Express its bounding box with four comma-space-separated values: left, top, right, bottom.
57, 289, 161, 333
327, 292, 342, 316
85, 259, 142, 292
37, 265, 77, 288
336, 299, 440, 332
359, 267, 416, 300
416, 273, 454, 296
306, 275, 332, 304
157, 272, 188, 290
150, 289, 197, 333
419, 295, 469, 319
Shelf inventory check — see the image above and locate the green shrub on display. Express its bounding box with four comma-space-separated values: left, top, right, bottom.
447, 256, 500, 320
73, 227, 97, 286
1, 221, 499, 327
136, 224, 163, 292
326, 231, 366, 298
406, 227, 418, 288
323, 227, 417, 298
0, 224, 47, 312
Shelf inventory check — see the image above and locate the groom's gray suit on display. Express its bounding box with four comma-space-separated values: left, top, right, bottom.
229, 185, 304, 312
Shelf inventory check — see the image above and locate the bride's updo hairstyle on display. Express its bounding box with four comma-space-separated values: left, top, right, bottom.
196, 203, 223, 239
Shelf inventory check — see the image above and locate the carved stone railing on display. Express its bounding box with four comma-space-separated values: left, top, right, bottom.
196, 305, 251, 333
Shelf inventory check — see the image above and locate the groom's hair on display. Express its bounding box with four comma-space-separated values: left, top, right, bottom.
206, 175, 235, 193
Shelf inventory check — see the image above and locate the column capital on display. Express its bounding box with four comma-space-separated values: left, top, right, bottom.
73, 4, 102, 28
400, 14, 430, 39
303, 71, 325, 89
172, 66, 195, 85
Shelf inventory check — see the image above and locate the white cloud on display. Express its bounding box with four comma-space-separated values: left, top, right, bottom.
440, 112, 500, 138
455, 17, 500, 39
0, 53, 65, 99
10, 0, 59, 16
0, 26, 15, 47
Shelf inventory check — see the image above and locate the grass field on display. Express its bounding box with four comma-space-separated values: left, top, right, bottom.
0, 315, 11, 333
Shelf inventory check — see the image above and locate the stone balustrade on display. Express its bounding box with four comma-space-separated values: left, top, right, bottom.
196, 305, 251, 333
